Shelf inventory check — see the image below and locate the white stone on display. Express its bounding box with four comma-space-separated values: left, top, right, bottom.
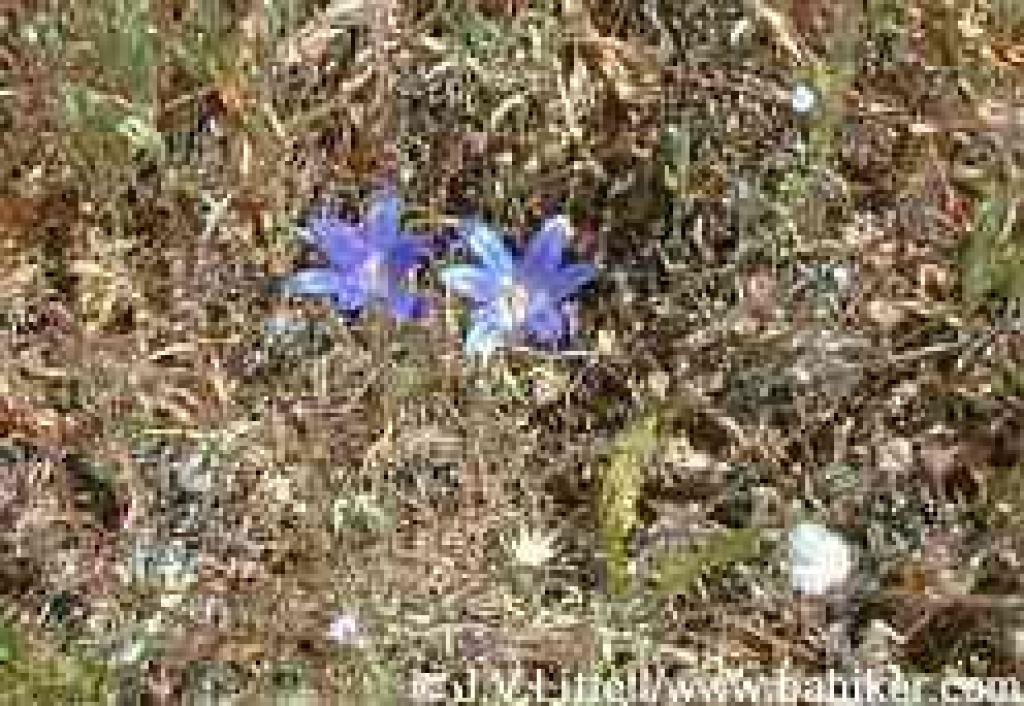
789, 522, 852, 595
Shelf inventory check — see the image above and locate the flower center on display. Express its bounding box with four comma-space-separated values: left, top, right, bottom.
362, 255, 390, 297
497, 278, 530, 327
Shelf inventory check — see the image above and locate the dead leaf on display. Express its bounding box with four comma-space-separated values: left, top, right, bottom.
0, 196, 41, 235
271, 0, 371, 65
750, 0, 808, 64
866, 299, 906, 327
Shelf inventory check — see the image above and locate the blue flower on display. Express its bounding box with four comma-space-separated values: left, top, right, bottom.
284, 191, 429, 321
441, 216, 595, 355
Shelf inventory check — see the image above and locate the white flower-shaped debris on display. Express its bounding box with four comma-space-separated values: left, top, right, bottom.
503, 524, 559, 568
327, 613, 367, 648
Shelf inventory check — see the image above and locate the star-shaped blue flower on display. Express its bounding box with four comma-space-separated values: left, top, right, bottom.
285, 191, 428, 321
441, 216, 595, 355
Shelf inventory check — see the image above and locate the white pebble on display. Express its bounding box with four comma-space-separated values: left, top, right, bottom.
791, 84, 817, 114
789, 522, 852, 595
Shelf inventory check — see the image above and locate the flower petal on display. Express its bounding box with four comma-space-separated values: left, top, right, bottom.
440, 265, 499, 303
283, 268, 342, 296
332, 273, 371, 312
525, 303, 566, 345
463, 312, 507, 357
308, 213, 367, 269
366, 191, 400, 246
463, 219, 515, 273
389, 236, 429, 276
552, 263, 596, 301
523, 216, 567, 274
387, 290, 426, 322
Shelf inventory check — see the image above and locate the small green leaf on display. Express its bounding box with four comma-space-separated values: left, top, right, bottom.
0, 624, 17, 664
962, 194, 1023, 305
597, 414, 658, 597
653, 528, 761, 597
